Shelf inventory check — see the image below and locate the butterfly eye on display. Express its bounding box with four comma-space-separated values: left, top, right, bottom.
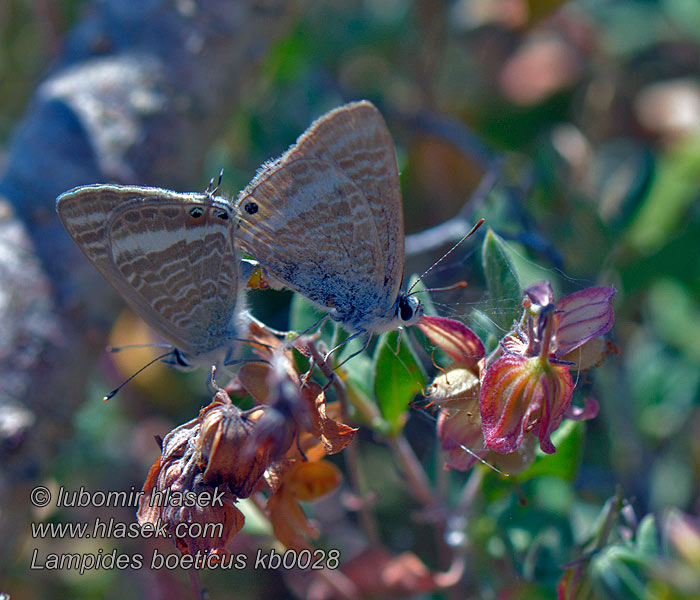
398, 296, 414, 322
244, 202, 258, 215
397, 295, 423, 324
214, 210, 229, 221
173, 349, 190, 368
189, 207, 204, 219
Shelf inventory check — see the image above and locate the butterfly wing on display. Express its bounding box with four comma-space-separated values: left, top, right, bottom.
57, 185, 240, 356
235, 101, 404, 331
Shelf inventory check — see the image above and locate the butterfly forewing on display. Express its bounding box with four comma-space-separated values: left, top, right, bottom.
57, 185, 240, 358
240, 159, 388, 321
293, 101, 404, 290
235, 101, 405, 332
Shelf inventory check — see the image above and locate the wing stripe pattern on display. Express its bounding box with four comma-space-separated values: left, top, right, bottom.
235, 101, 406, 332
57, 185, 241, 363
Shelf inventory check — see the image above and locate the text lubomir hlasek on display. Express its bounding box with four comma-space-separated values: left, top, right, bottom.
53, 486, 224, 508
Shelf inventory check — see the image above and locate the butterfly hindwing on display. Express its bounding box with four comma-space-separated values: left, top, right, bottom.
57, 185, 240, 358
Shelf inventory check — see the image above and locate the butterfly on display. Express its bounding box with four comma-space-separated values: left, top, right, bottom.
56, 183, 247, 371
234, 101, 423, 345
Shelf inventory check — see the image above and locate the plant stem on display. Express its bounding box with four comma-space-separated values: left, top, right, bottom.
389, 435, 434, 507
304, 339, 381, 546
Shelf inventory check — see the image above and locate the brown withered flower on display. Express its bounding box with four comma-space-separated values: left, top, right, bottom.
137, 411, 244, 555
136, 316, 360, 555
236, 329, 357, 459
196, 388, 273, 499
237, 350, 314, 463
234, 332, 355, 550
264, 432, 343, 550
239, 355, 355, 550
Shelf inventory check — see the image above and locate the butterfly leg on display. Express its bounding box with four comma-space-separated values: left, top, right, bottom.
245, 312, 291, 337
298, 312, 331, 337
223, 356, 270, 369
326, 330, 372, 369
295, 432, 308, 462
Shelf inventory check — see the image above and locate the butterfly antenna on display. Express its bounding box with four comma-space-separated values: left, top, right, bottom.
407, 218, 485, 294
406, 280, 468, 297
205, 168, 224, 196
103, 350, 174, 401
106, 343, 173, 353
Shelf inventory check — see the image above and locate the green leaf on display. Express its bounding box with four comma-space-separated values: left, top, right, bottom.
373, 331, 426, 436
238, 498, 273, 536
289, 293, 328, 334
625, 134, 700, 254
344, 353, 374, 403
635, 514, 660, 556
590, 545, 650, 600
288, 294, 366, 364
516, 420, 585, 483
481, 228, 522, 331
344, 359, 387, 430
647, 278, 700, 363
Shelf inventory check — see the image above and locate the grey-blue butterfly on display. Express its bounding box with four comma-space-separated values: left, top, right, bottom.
56, 184, 247, 371
234, 101, 424, 345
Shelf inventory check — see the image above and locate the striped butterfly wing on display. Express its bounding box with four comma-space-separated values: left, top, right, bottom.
235, 101, 405, 331
57, 185, 240, 356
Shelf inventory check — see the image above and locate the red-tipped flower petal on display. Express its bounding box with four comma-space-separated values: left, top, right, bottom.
554, 287, 616, 356
437, 407, 488, 471
480, 354, 574, 454
564, 396, 599, 421
417, 315, 484, 369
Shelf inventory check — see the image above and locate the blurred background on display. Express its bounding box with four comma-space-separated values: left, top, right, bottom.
1, 0, 700, 598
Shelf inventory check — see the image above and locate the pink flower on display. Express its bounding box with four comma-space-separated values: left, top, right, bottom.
480, 282, 614, 454
553, 285, 616, 357
519, 281, 616, 360
481, 353, 574, 454
416, 315, 484, 369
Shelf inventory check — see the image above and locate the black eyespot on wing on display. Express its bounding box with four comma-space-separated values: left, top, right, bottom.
214, 209, 229, 221
189, 207, 204, 219
399, 296, 414, 322
244, 202, 258, 215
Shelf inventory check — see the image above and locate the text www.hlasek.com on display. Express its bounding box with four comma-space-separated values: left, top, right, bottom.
32, 517, 183, 540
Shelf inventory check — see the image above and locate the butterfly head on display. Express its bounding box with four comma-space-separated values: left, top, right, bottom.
165, 348, 196, 371
396, 293, 424, 327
